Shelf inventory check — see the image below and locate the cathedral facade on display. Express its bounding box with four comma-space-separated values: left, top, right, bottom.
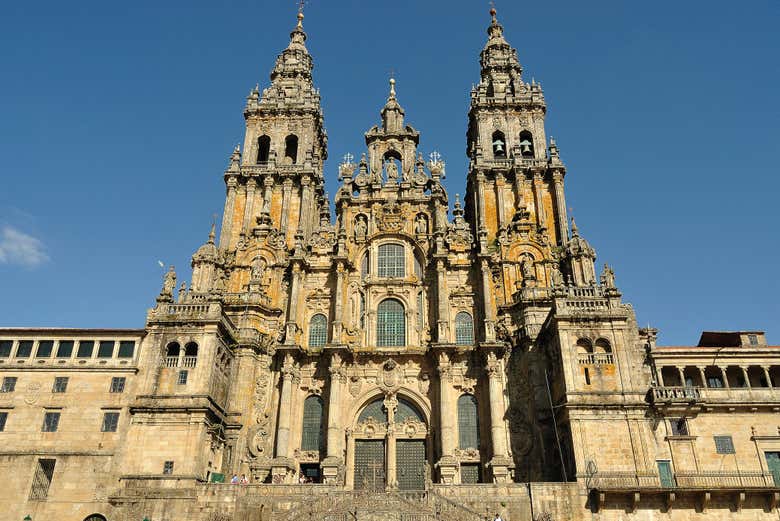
2, 9, 780, 521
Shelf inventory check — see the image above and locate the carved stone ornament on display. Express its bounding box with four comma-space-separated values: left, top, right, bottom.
375, 201, 407, 232
294, 449, 321, 463
379, 359, 401, 392
266, 228, 287, 250
418, 372, 430, 395
348, 374, 362, 397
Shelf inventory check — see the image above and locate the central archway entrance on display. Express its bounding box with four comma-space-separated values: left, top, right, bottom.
349, 395, 429, 490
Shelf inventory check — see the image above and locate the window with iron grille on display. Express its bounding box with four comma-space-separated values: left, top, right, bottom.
301, 395, 324, 452
749, 334, 759, 345
117, 340, 135, 358
0, 411, 7, 431
376, 299, 405, 347
455, 312, 474, 345
76, 341, 94, 358
377, 244, 405, 278
56, 341, 73, 358
460, 463, 480, 484
361, 252, 369, 278
308, 314, 327, 347
16, 340, 33, 357
36, 340, 54, 358
714, 435, 735, 454
0, 341, 12, 358
101, 412, 120, 432
52, 377, 68, 393
670, 417, 688, 436
110, 377, 126, 393
163, 461, 174, 474
42, 412, 60, 432
29, 458, 56, 500
416, 292, 424, 329
458, 394, 480, 449
177, 370, 188, 385
1, 377, 17, 393
97, 341, 114, 358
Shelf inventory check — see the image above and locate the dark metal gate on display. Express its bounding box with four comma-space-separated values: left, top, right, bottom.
396, 440, 425, 490
355, 440, 385, 490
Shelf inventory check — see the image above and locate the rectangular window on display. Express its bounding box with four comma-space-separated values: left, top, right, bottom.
117, 341, 135, 358
56, 341, 74, 358
670, 418, 689, 436
749, 334, 759, 345
0, 411, 7, 431
707, 376, 724, 388
461, 463, 480, 484
76, 341, 94, 358
0, 341, 13, 358
97, 341, 115, 358
29, 458, 56, 500
42, 412, 60, 432
110, 377, 126, 393
1, 377, 17, 393
101, 412, 120, 432
52, 377, 68, 393
177, 370, 188, 385
163, 461, 174, 474
714, 435, 735, 454
36, 340, 54, 358
16, 340, 33, 357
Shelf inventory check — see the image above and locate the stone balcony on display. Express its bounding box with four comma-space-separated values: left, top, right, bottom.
651, 385, 780, 407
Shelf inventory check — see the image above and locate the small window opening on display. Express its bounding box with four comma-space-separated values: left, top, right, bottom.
257, 135, 271, 163
671, 417, 689, 436
584, 367, 591, 385
163, 461, 174, 474
284, 134, 298, 164
29, 458, 56, 500
178, 370, 188, 385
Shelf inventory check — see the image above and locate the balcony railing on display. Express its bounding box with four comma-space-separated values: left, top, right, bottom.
590, 471, 776, 490
181, 356, 197, 368
651, 386, 702, 403
164, 356, 178, 368
578, 353, 615, 365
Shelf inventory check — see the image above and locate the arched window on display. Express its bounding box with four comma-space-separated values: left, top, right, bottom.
492, 130, 506, 158
458, 394, 480, 449
519, 130, 534, 158
361, 252, 370, 278
309, 314, 327, 347
284, 134, 298, 164
257, 135, 271, 163
395, 397, 424, 423
455, 312, 474, 345
594, 339, 612, 353
377, 299, 405, 347
378, 244, 405, 278
576, 338, 593, 354
301, 395, 324, 452
358, 398, 388, 423
166, 342, 180, 357
84, 515, 107, 521
183, 342, 198, 367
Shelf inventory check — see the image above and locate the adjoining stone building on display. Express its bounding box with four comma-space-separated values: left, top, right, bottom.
2, 8, 780, 521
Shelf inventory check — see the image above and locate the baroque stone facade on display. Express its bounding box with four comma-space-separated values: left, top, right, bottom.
2, 8, 780, 521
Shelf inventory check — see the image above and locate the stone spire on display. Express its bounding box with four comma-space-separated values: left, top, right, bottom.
381, 77, 405, 133
478, 7, 523, 100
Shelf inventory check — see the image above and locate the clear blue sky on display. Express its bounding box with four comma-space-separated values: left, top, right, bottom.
1, 1, 778, 346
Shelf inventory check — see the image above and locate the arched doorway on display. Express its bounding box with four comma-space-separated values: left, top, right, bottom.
349, 395, 429, 490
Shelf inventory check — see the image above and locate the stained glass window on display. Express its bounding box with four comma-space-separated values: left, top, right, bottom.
301, 395, 324, 452
309, 314, 327, 347
458, 394, 480, 449
377, 299, 405, 347
455, 312, 474, 345
378, 244, 405, 278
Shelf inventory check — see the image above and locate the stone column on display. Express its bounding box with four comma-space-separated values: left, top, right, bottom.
299, 175, 312, 238
280, 178, 293, 234
241, 178, 257, 236
513, 170, 524, 208
262, 176, 274, 216
742, 366, 751, 388
763, 366, 773, 387
275, 354, 299, 460
436, 353, 458, 484
220, 177, 238, 248
480, 258, 496, 342
385, 395, 398, 489
495, 173, 506, 228
532, 171, 547, 230
475, 172, 487, 229
285, 263, 303, 343
551, 171, 569, 245
485, 352, 511, 482
436, 260, 450, 342
332, 262, 345, 342
322, 352, 345, 484
677, 367, 686, 386
697, 366, 707, 387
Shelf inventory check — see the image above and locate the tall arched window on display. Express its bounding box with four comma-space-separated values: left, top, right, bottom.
183, 342, 198, 367
301, 395, 324, 452
257, 135, 271, 163
458, 394, 480, 449
358, 398, 387, 423
309, 314, 327, 347
519, 130, 534, 158
492, 130, 506, 158
165, 342, 180, 367
377, 299, 405, 347
84, 515, 107, 521
455, 312, 474, 345
378, 244, 405, 278
284, 134, 298, 164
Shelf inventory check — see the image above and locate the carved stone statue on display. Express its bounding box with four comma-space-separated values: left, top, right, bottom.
178, 282, 187, 303
251, 256, 266, 281
161, 265, 176, 298
385, 158, 399, 183
415, 214, 428, 235
551, 264, 563, 287
601, 263, 616, 288
521, 257, 535, 281
354, 215, 367, 242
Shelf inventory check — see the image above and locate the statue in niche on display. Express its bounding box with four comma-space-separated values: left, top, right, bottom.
415, 214, 428, 235
178, 282, 187, 303
551, 264, 564, 287
354, 215, 367, 242
521, 257, 535, 282
251, 256, 267, 281
385, 158, 399, 183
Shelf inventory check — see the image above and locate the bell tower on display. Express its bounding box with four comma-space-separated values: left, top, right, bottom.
220, 11, 328, 255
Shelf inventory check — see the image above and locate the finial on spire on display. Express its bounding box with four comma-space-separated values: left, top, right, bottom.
297, 0, 306, 27
389, 76, 396, 99
570, 215, 579, 236
489, 1, 497, 21
209, 215, 217, 244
